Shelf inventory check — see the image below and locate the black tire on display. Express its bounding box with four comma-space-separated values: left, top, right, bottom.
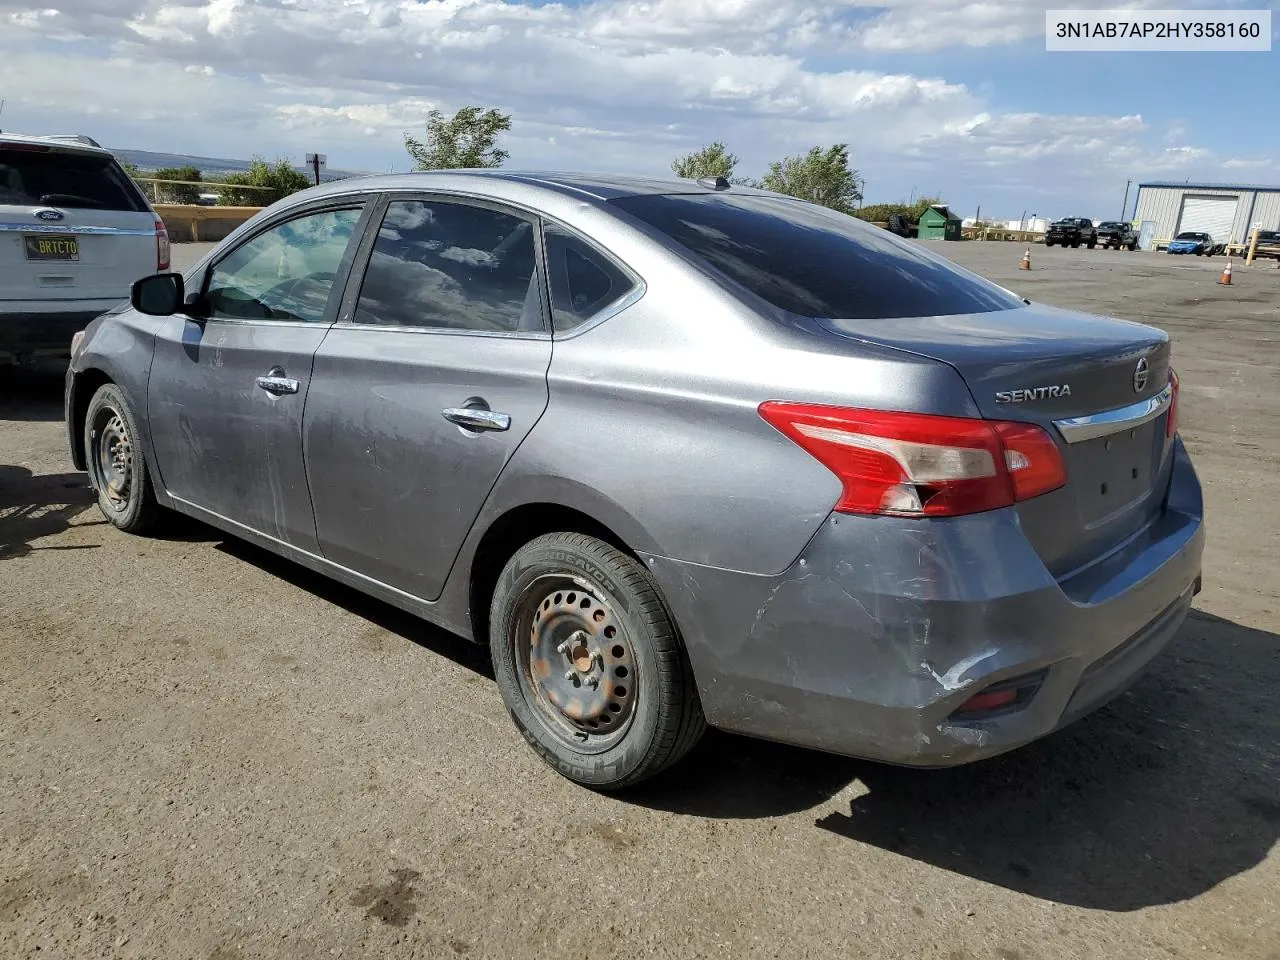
1044, 239, 1054, 247
1128, 241, 1138, 251
1071, 239, 1081, 248
1086, 238, 1096, 249
489, 532, 706, 790
83, 382, 162, 534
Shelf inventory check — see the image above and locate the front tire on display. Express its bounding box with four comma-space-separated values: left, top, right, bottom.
489, 532, 706, 790
84, 383, 162, 534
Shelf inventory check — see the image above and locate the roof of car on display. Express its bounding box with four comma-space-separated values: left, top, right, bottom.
0, 131, 111, 155
301, 169, 776, 204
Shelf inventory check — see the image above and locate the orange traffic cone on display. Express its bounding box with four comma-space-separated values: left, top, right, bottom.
1019, 248, 1031, 270
1218, 259, 1233, 285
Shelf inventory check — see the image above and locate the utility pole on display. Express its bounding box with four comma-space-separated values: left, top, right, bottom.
1120, 179, 1132, 220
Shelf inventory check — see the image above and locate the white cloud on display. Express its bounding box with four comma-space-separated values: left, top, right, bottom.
0, 0, 1264, 217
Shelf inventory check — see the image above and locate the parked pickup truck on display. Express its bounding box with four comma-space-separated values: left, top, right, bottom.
1096, 221, 1138, 250
1044, 217, 1097, 248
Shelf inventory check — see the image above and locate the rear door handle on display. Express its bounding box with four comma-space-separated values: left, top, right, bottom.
442, 406, 511, 432
256, 371, 300, 395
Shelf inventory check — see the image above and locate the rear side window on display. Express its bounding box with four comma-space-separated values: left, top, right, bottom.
0, 148, 147, 212
610, 193, 1023, 320
543, 223, 637, 332
352, 199, 543, 333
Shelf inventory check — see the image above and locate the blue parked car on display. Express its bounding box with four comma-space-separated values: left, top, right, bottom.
1167, 231, 1221, 256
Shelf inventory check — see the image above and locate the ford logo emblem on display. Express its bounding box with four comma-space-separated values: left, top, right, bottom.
35, 208, 64, 222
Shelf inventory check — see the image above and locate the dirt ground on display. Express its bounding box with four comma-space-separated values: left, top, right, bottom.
2, 240, 1277, 960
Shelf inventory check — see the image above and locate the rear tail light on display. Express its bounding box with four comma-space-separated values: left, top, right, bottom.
758, 402, 1066, 518
70, 330, 85, 357
155, 218, 170, 272
1166, 368, 1179, 438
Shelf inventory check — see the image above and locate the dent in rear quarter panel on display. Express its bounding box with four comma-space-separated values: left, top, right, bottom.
68, 311, 168, 500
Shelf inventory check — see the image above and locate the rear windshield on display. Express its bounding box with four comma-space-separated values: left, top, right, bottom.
0, 148, 147, 212
610, 193, 1023, 319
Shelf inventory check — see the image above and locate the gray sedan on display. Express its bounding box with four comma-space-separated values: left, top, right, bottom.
65, 172, 1205, 789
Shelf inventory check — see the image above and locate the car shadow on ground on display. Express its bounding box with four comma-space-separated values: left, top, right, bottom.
631, 610, 1279, 912
214, 536, 494, 679
0, 367, 67, 423
0, 465, 99, 559
194, 530, 1277, 913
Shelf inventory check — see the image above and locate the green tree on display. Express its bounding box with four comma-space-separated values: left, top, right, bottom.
758, 144, 862, 214
152, 165, 202, 204
216, 157, 312, 207
671, 141, 739, 181
404, 105, 512, 170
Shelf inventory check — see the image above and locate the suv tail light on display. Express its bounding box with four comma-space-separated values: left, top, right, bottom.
155, 218, 170, 272
1166, 368, 1179, 438
758, 402, 1067, 518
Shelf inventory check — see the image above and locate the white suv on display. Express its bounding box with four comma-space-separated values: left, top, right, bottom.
1, 132, 169, 366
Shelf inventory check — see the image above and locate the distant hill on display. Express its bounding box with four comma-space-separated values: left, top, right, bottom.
109, 147, 372, 183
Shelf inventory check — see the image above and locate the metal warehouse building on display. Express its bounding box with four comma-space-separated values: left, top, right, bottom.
1133, 181, 1280, 246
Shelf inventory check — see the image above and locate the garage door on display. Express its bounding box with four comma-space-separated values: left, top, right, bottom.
1177, 195, 1238, 243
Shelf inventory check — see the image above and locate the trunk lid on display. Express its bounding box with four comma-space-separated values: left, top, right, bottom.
818, 303, 1175, 578
1, 142, 158, 304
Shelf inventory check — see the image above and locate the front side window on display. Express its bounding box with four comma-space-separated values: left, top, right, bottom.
543, 223, 637, 332
611, 193, 1023, 320
204, 207, 362, 323
352, 200, 542, 332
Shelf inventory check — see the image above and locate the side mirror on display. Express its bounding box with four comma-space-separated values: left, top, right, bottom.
131, 273, 185, 316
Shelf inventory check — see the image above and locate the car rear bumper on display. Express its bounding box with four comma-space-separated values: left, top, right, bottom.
644, 437, 1204, 767
1, 302, 120, 363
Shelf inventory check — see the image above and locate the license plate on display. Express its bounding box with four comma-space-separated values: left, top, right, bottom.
24, 235, 79, 261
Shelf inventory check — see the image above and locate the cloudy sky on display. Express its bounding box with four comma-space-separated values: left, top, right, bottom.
1, 0, 1276, 218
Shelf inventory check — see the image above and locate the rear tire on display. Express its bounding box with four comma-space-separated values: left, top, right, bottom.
489, 532, 706, 790
83, 383, 162, 534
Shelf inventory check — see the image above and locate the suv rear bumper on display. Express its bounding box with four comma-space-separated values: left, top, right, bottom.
644, 437, 1204, 767
0, 305, 115, 363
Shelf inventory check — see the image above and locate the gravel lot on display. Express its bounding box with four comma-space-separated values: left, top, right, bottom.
2, 240, 1277, 960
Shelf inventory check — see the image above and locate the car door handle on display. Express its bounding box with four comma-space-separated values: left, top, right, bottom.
442, 407, 511, 432
256, 374, 300, 396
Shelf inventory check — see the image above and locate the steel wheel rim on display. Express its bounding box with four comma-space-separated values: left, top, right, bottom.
515, 574, 638, 753
93, 408, 133, 513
